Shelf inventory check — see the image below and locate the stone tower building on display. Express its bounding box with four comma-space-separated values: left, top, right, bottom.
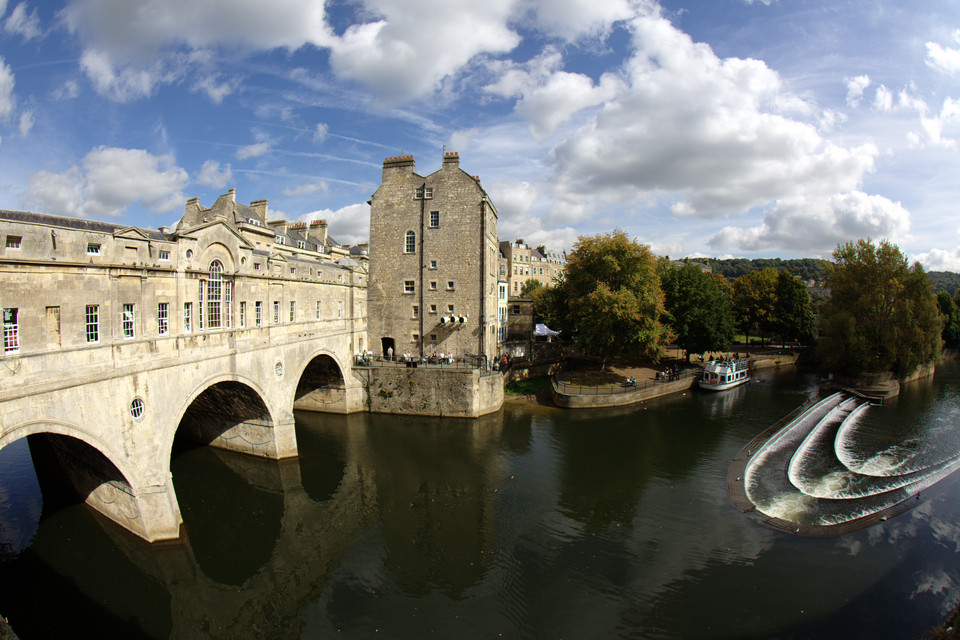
368, 152, 499, 362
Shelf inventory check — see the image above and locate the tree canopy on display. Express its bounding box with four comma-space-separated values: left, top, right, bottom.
732, 268, 778, 345
559, 230, 673, 368
817, 239, 942, 377
659, 261, 735, 359
773, 270, 816, 346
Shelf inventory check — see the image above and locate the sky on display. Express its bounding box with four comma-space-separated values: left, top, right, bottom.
0, 0, 959, 268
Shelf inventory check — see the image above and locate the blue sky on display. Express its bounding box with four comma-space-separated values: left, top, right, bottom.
1, 0, 959, 267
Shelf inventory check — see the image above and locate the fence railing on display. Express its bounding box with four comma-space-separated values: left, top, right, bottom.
353, 354, 488, 371
553, 367, 701, 397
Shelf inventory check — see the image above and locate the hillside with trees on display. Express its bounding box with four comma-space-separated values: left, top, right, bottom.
705, 257, 832, 284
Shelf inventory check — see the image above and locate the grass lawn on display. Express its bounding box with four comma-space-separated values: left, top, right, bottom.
504, 376, 553, 396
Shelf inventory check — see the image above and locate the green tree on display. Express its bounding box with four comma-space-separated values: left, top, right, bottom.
660, 262, 735, 360
732, 268, 778, 346
561, 230, 673, 369
773, 270, 816, 346
519, 278, 543, 298
818, 239, 942, 377
937, 291, 960, 347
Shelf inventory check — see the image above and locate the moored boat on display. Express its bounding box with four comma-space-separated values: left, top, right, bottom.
700, 358, 750, 391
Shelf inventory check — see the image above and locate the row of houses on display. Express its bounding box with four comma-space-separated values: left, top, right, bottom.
1, 152, 564, 362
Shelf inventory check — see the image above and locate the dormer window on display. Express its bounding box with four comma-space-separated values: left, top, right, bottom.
297, 240, 306, 249
275, 235, 286, 245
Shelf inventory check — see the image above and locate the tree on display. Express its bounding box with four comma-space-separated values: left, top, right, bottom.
732, 268, 778, 346
818, 238, 942, 377
519, 278, 543, 298
660, 262, 735, 360
937, 291, 960, 347
560, 230, 673, 369
773, 271, 816, 346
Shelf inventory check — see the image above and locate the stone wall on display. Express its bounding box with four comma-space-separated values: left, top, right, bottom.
353, 366, 504, 417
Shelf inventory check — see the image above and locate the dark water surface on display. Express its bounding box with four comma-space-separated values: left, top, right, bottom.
3, 364, 960, 638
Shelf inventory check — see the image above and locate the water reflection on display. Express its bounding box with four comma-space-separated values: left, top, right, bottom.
3, 366, 960, 638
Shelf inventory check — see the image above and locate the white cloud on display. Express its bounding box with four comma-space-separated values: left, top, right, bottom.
545, 9, 880, 228
3, 2, 41, 40
844, 74, 870, 107
913, 246, 960, 272
236, 142, 271, 160
313, 123, 328, 144
283, 181, 329, 197
707, 192, 910, 255
51, 79, 80, 100
926, 30, 960, 75
0, 57, 14, 120
18, 109, 32, 137
485, 47, 621, 139
22, 146, 188, 218
521, 0, 635, 42
195, 160, 233, 189
296, 202, 369, 246
193, 74, 237, 104
873, 84, 893, 112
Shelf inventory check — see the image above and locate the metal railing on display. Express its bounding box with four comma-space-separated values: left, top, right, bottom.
353, 354, 488, 371
553, 367, 701, 396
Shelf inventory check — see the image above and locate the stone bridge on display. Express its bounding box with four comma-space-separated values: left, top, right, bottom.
0, 321, 364, 543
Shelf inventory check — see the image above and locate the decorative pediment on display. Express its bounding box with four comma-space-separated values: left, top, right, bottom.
175, 220, 254, 250
113, 226, 151, 241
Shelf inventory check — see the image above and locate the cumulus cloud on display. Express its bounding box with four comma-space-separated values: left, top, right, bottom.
236, 141, 271, 160
3, 2, 41, 40
926, 30, 960, 75
22, 146, 189, 218
195, 159, 233, 189
0, 57, 14, 119
707, 192, 910, 255
521, 0, 635, 42
485, 46, 621, 139
295, 202, 369, 246
844, 75, 870, 107
283, 181, 329, 197
545, 9, 880, 225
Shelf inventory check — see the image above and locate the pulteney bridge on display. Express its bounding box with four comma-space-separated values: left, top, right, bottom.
0, 319, 364, 543
0, 199, 367, 543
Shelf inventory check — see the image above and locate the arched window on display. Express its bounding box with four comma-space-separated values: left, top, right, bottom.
404, 230, 416, 253
207, 261, 223, 329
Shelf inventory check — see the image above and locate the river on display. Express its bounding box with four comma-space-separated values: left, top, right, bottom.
1, 362, 960, 638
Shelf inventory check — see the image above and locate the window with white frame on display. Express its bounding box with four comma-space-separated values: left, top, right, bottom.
289, 301, 296, 322
429, 211, 439, 228
86, 305, 99, 343
183, 303, 192, 333
122, 304, 135, 339
273, 301, 280, 324
255, 301, 262, 326
239, 301, 246, 327
404, 231, 416, 253
5, 236, 21, 249
412, 305, 419, 319
3, 308, 19, 353
207, 261, 223, 329
157, 303, 169, 335
158, 249, 170, 261
87, 243, 101, 255
404, 280, 415, 293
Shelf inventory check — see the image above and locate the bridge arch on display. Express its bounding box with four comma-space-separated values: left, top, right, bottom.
0, 419, 172, 540
171, 374, 283, 459
291, 349, 349, 414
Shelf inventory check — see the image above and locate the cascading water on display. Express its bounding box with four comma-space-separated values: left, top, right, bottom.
737, 389, 960, 534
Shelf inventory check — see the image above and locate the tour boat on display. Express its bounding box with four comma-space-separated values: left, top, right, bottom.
700, 358, 750, 391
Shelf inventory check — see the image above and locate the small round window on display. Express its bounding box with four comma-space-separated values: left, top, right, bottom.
130, 397, 145, 419
185, 249, 194, 259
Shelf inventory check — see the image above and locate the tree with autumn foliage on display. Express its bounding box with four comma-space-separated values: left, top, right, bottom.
555, 230, 673, 369
732, 267, 778, 346
818, 239, 942, 378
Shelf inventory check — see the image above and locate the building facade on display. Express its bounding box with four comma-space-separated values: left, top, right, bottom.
499, 238, 566, 296
367, 152, 499, 362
